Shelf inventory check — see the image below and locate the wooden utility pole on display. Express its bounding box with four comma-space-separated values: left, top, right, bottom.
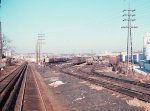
0, 1, 3, 62
36, 34, 45, 65
36, 41, 39, 64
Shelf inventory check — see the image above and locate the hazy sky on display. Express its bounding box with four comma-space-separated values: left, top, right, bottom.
1, 0, 150, 53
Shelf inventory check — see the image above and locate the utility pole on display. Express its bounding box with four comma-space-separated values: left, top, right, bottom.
36, 41, 39, 64
36, 33, 45, 65
0, 22, 2, 62
121, 5, 137, 74
0, 0, 3, 62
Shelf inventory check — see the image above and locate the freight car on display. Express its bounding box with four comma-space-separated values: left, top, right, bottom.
108, 55, 118, 66
53, 58, 68, 63
72, 57, 86, 65
44, 57, 68, 64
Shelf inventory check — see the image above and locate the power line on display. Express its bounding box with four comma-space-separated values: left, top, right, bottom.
36, 33, 45, 65
121, 6, 137, 74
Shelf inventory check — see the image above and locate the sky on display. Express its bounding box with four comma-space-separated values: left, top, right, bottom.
1, 0, 150, 54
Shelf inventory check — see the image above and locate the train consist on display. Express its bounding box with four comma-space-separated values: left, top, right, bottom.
43, 56, 118, 66
44, 57, 69, 63
43, 57, 87, 65
42, 55, 128, 74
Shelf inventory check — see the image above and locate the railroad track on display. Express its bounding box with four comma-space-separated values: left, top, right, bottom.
0, 62, 28, 111
73, 68, 150, 89
68, 65, 150, 90
87, 70, 150, 89
0, 63, 53, 111
49, 64, 150, 103
15, 65, 53, 111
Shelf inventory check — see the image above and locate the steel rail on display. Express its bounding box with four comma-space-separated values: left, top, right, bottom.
0, 64, 25, 94
0, 62, 27, 111
61, 69, 150, 103
2, 65, 27, 111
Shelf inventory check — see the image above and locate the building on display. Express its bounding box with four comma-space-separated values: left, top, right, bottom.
119, 52, 144, 63
142, 32, 150, 71
143, 32, 150, 61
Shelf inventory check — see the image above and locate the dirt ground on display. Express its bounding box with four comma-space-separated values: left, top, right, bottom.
34, 63, 149, 111
74, 63, 150, 84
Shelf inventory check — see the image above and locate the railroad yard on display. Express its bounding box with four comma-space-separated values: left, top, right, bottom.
35, 60, 150, 111
1, 58, 150, 111
1, 1, 150, 111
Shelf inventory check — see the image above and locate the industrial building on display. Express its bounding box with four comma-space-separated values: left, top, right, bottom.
118, 33, 150, 72
118, 52, 144, 63
142, 33, 150, 71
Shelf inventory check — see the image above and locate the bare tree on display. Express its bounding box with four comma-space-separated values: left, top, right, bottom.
3, 35, 11, 47
2, 35, 15, 57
